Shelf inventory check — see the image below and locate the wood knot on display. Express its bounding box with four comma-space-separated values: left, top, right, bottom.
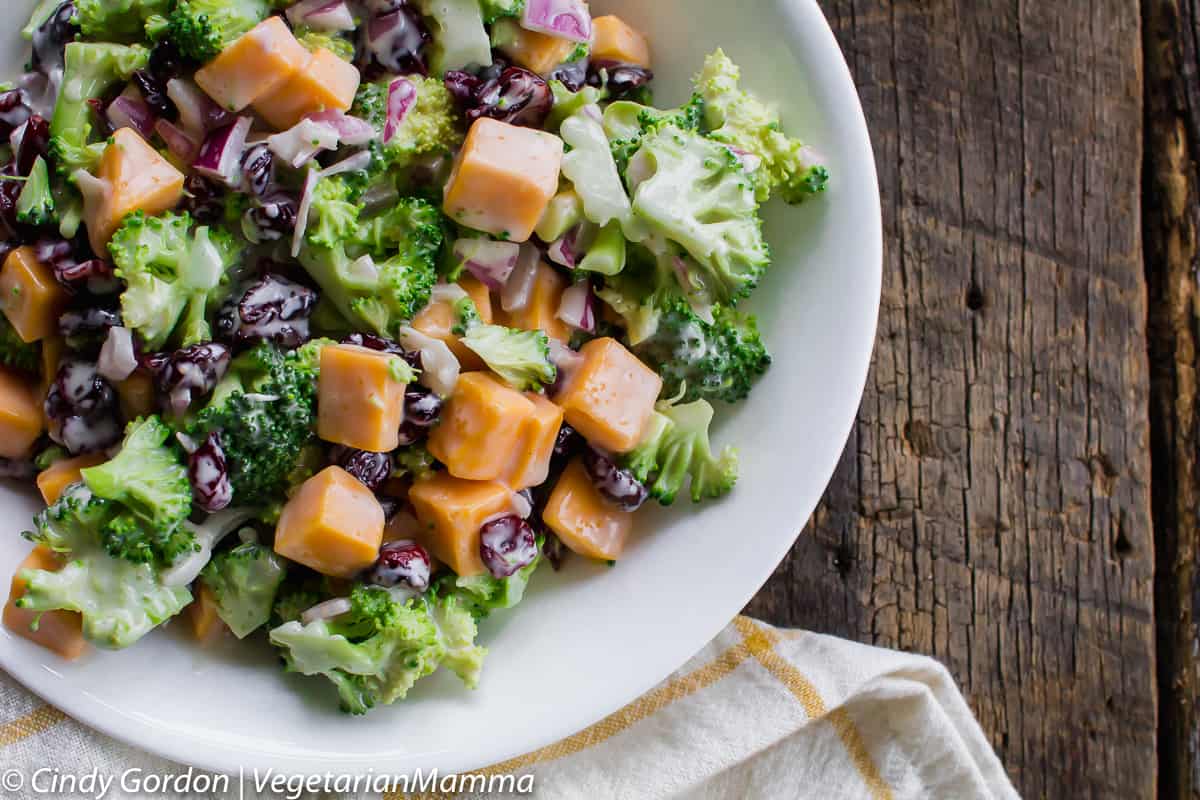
1086, 452, 1119, 495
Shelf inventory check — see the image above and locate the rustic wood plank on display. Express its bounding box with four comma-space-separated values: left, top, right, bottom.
746, 2, 1157, 797
1143, 1, 1200, 797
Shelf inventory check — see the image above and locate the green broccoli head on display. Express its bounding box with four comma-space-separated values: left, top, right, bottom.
109, 211, 243, 349
443, 552, 540, 620
479, 0, 524, 24
696, 48, 829, 204
200, 539, 287, 638
296, 28, 355, 62
49, 43, 150, 177
187, 342, 321, 510
352, 77, 464, 171
75, 0, 170, 41
634, 301, 771, 404
17, 483, 193, 649
158, 0, 270, 63
414, 0, 491, 75
16, 157, 56, 227
0, 316, 40, 374
460, 324, 556, 391
80, 416, 193, 533
623, 399, 738, 505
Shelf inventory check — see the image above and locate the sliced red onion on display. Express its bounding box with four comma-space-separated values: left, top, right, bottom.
106, 94, 156, 139
454, 238, 520, 290
383, 78, 417, 144
97, 326, 137, 383
167, 78, 233, 139
557, 279, 595, 333
301, 597, 352, 624
268, 118, 340, 168
502, 243, 541, 313
287, 0, 355, 31
547, 222, 597, 269
398, 326, 460, 397
194, 116, 252, 187
521, 0, 593, 43
317, 149, 373, 179
292, 167, 320, 257
155, 119, 199, 163
305, 109, 375, 146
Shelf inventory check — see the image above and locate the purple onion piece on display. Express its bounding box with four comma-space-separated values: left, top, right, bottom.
556, 279, 595, 332
454, 238, 520, 290
106, 95, 157, 140
479, 514, 539, 578
383, 78, 417, 143
194, 116, 252, 186
365, 7, 430, 76
521, 0, 593, 43
156, 119, 199, 163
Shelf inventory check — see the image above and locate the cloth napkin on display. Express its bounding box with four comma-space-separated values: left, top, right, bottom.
0, 616, 1019, 799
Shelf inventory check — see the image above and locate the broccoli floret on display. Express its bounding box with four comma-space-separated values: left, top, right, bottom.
628, 124, 770, 305
392, 444, 436, 480
460, 324, 555, 391
22, 0, 65, 40
546, 81, 606, 132
414, 0, 491, 75
16, 156, 55, 227
623, 399, 738, 505
187, 342, 322, 509
299, 177, 443, 337
0, 316, 40, 373
696, 49, 829, 204
50, 43, 150, 178
109, 211, 243, 349
76, 0, 170, 41
352, 77, 464, 171
158, 0, 270, 64
604, 96, 704, 177
200, 538, 287, 638
16, 483, 193, 649
560, 106, 635, 237
296, 28, 355, 62
272, 587, 322, 626
479, 0, 524, 24
34, 445, 68, 471
634, 302, 770, 404
444, 552, 540, 620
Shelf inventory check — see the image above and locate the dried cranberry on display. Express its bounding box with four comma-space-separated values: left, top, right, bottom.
45, 359, 122, 454
365, 540, 432, 591
153, 343, 231, 415
149, 41, 187, 80
0, 166, 22, 235
187, 432, 233, 512
242, 195, 297, 243
180, 175, 227, 225
0, 89, 32, 140
342, 332, 404, 356
31, 1, 75, 78
16, 115, 50, 177
549, 59, 588, 93
132, 69, 175, 118
36, 237, 117, 294
240, 144, 274, 197
59, 305, 121, 350
479, 514, 539, 578
215, 273, 316, 349
330, 445, 391, 492
363, 8, 430, 76
404, 385, 441, 427
582, 448, 648, 511
553, 423, 581, 460
587, 61, 654, 98
447, 66, 553, 128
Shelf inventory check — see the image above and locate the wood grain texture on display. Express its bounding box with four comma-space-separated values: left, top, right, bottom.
745, 2, 1157, 797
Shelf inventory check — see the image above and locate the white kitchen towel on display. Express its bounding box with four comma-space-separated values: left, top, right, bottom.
0, 616, 1019, 800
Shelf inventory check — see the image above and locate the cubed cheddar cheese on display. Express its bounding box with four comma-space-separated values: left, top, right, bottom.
427, 372, 534, 482
505, 393, 564, 490
444, 118, 563, 242
0, 246, 69, 343
0, 367, 43, 459
195, 16, 310, 112
274, 466, 385, 578
85, 128, 186, 255
412, 300, 486, 371
409, 474, 514, 577
591, 16, 652, 67
555, 337, 662, 453
543, 458, 633, 561
36, 452, 106, 506
2, 546, 87, 660
496, 260, 571, 343
497, 25, 580, 74
253, 47, 361, 130
116, 371, 157, 420
186, 582, 225, 643
318, 344, 408, 452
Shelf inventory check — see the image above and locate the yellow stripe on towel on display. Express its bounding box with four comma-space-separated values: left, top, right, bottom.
0, 704, 66, 748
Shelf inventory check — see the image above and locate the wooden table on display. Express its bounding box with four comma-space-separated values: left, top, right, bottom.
745, 2, 1200, 797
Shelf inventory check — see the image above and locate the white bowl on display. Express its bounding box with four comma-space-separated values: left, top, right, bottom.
0, 0, 880, 776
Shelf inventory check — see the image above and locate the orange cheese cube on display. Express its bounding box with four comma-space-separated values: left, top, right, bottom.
543, 458, 633, 561
496, 260, 571, 343
409, 474, 514, 577
3, 546, 87, 660
0, 246, 69, 343
195, 16, 311, 112
36, 452, 106, 506
253, 47, 361, 130
85, 128, 186, 255
274, 466, 385, 578
412, 300, 486, 371
459, 275, 494, 324
497, 25, 580, 74
186, 582, 225, 643
116, 371, 157, 420
0, 367, 43, 459
591, 16, 651, 67
317, 344, 408, 452
444, 118, 563, 243
427, 372, 535, 481
504, 393, 564, 490
555, 337, 662, 453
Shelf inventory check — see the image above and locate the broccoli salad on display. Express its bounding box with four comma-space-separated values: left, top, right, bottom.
0, 0, 827, 713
